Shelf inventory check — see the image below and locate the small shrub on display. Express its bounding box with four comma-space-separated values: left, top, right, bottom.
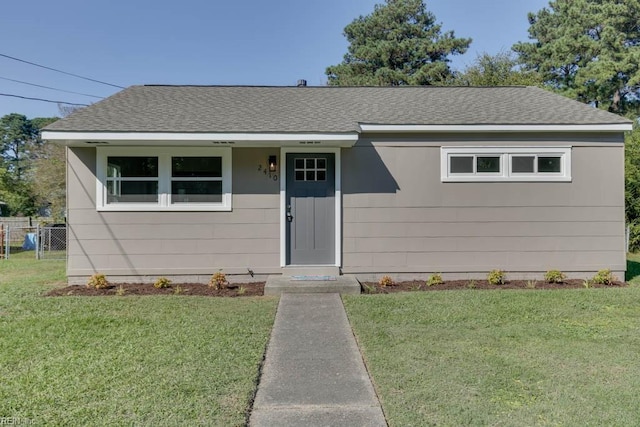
526, 280, 537, 289
173, 285, 184, 295
379, 275, 394, 287
592, 269, 616, 286
115, 285, 126, 296
582, 279, 592, 289
362, 283, 377, 294
467, 280, 477, 289
409, 282, 423, 291
544, 270, 566, 284
237, 285, 246, 296
426, 273, 444, 287
209, 271, 228, 290
487, 269, 505, 285
154, 277, 172, 289
87, 273, 109, 289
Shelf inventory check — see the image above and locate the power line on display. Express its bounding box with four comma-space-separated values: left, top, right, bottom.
0, 76, 103, 98
0, 93, 90, 106
0, 53, 125, 89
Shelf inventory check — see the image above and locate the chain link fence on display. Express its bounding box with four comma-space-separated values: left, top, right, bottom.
39, 224, 67, 260
1, 223, 66, 260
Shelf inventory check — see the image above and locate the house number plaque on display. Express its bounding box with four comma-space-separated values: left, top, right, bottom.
257, 164, 278, 181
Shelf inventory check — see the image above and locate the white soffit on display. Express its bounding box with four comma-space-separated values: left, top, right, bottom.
41, 131, 360, 147
359, 124, 633, 133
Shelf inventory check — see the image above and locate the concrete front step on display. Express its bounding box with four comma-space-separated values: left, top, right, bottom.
264, 274, 361, 295
281, 265, 340, 276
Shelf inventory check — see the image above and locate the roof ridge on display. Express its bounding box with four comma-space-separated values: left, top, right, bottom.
140, 84, 531, 89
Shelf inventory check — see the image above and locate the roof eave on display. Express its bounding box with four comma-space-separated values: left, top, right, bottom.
40, 131, 360, 147
359, 124, 633, 133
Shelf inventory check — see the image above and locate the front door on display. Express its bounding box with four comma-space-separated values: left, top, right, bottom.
286, 153, 335, 265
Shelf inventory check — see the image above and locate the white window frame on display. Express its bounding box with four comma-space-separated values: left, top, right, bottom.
96, 146, 232, 211
441, 147, 571, 182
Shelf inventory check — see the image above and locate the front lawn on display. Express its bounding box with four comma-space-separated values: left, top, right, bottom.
0, 257, 277, 426
344, 288, 640, 426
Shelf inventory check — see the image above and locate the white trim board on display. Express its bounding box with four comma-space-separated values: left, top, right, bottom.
359, 124, 633, 133
42, 131, 359, 147
279, 146, 341, 268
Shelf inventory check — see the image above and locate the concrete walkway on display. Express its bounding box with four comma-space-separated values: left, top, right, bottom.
250, 293, 387, 427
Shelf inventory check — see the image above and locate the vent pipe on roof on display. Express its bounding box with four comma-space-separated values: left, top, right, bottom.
297, 79, 307, 87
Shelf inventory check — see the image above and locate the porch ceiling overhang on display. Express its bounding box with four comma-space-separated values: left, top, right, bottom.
40, 131, 360, 147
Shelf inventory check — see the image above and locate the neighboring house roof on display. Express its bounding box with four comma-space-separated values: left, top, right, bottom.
44, 85, 632, 134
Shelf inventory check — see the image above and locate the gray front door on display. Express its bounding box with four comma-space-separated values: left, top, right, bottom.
286, 153, 335, 265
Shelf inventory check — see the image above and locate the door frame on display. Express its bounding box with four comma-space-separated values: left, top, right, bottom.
280, 146, 341, 267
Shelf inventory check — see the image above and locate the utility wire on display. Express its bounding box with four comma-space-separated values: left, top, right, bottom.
0, 93, 90, 106
0, 53, 125, 89
0, 76, 104, 98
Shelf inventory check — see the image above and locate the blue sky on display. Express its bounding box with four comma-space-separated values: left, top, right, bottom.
0, 0, 549, 119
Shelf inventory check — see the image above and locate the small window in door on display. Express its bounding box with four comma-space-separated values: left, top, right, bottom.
294, 157, 327, 181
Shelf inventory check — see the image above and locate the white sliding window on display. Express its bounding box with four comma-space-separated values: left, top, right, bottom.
97, 147, 231, 211
441, 147, 571, 182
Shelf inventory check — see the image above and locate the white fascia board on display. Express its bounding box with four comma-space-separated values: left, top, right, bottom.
359, 124, 633, 133
41, 131, 359, 147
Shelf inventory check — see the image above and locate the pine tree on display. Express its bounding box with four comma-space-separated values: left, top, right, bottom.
513, 0, 640, 115
326, 0, 470, 86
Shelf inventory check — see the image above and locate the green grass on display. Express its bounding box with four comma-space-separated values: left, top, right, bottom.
344, 289, 640, 426
0, 256, 278, 426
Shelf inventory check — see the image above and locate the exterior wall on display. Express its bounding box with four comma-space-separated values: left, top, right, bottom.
341, 132, 626, 280
67, 147, 280, 284
66, 131, 627, 284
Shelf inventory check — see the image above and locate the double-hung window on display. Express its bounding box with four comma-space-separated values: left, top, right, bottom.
97, 147, 231, 211
106, 157, 159, 203
171, 156, 223, 203
441, 147, 571, 182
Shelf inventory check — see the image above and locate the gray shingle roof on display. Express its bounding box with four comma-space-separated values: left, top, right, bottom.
44, 85, 631, 133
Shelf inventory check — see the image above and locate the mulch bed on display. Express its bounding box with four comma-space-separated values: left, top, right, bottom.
361, 279, 628, 293
45, 279, 628, 297
46, 282, 265, 297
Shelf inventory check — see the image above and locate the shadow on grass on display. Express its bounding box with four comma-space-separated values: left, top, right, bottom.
626, 259, 640, 282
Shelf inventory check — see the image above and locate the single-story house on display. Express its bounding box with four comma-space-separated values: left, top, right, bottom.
42, 84, 633, 285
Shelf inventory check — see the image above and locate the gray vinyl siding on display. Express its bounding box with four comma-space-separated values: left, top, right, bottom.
67, 147, 280, 280
67, 130, 626, 282
341, 133, 626, 276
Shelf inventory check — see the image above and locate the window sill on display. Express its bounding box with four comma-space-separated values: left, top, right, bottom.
442, 176, 572, 183
97, 204, 232, 212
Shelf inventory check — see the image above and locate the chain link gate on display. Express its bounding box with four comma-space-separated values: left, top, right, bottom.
38, 224, 67, 260
2, 225, 37, 259
1, 223, 66, 260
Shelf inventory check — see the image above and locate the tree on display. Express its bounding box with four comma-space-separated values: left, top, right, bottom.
0, 114, 59, 216
0, 113, 40, 215
453, 51, 543, 87
30, 105, 82, 220
0, 167, 37, 216
326, 0, 471, 86
31, 117, 63, 219
513, 0, 640, 115
626, 126, 640, 251
0, 113, 39, 182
